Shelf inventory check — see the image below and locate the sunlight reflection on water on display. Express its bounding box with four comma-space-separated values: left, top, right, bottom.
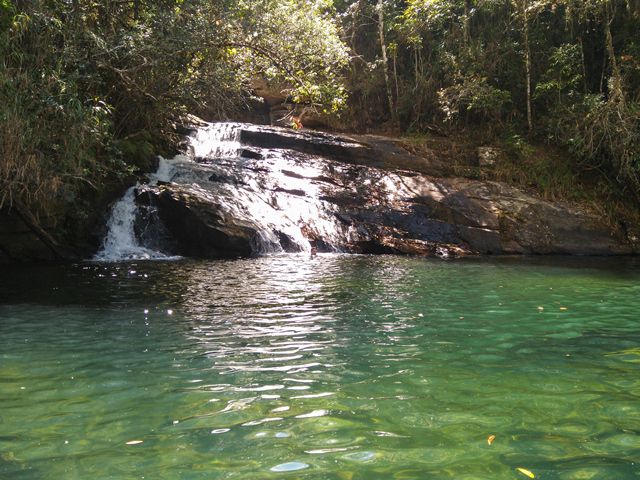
1, 255, 640, 479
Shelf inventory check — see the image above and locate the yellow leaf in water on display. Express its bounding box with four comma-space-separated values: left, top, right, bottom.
516, 467, 535, 478
126, 440, 144, 445
487, 434, 496, 445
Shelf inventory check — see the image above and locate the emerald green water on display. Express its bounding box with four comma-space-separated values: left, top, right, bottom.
1, 256, 640, 479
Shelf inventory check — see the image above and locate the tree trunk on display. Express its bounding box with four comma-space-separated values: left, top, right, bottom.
414, 45, 419, 91
600, 47, 607, 93
579, 36, 588, 94
377, 0, 395, 122
603, 0, 624, 103
463, 0, 472, 50
521, 0, 533, 133
393, 47, 399, 102
350, 0, 366, 52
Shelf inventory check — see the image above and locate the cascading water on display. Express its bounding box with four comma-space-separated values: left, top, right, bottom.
173, 123, 320, 254
94, 122, 350, 261
189, 122, 242, 159
93, 157, 183, 261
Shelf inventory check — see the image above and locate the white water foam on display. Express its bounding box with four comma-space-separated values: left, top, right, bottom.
93, 124, 243, 262
93, 122, 350, 260
92, 158, 181, 261
190, 122, 242, 159
92, 187, 163, 261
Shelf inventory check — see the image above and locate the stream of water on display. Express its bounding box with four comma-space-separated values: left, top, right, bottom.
1, 255, 639, 479
94, 122, 343, 262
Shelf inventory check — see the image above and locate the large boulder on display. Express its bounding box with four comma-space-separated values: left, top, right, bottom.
135, 184, 258, 258
237, 124, 451, 176
134, 125, 637, 258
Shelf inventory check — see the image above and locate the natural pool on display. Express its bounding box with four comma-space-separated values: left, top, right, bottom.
1, 255, 639, 479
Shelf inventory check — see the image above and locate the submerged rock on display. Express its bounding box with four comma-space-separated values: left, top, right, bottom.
132, 123, 635, 258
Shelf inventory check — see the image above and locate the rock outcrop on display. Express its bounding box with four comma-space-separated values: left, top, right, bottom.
2, 122, 634, 262
134, 124, 637, 258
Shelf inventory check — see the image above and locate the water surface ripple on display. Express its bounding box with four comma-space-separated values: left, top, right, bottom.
1, 255, 640, 479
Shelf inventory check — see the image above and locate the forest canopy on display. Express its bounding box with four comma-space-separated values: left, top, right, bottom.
0, 0, 348, 217
342, 0, 639, 195
1, 0, 639, 221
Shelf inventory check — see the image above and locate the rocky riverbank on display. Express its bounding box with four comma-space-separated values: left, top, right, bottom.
1, 122, 637, 262
135, 123, 638, 258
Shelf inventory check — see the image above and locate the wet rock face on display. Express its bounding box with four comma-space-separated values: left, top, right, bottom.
136, 184, 257, 258
133, 123, 635, 258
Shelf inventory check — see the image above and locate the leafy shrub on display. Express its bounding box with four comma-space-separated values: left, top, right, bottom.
561, 95, 640, 196
438, 75, 511, 124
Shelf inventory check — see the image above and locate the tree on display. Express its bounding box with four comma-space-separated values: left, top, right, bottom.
512, 0, 534, 132
377, 0, 396, 121
0, 0, 350, 225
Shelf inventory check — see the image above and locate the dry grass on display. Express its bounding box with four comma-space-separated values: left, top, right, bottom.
0, 107, 63, 220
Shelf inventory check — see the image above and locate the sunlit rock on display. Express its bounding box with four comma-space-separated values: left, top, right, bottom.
96, 122, 635, 261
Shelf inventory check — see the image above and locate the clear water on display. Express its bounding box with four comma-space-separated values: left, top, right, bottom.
1, 255, 640, 479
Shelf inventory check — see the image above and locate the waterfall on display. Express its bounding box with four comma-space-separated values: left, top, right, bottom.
94, 122, 348, 261
92, 187, 158, 261
92, 158, 180, 261
93, 123, 245, 261
190, 122, 242, 159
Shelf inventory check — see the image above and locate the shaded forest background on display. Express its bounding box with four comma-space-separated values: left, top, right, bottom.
1, 0, 639, 230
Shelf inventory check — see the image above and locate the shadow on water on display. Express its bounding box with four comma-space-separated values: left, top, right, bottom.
0, 254, 639, 309
460, 254, 640, 273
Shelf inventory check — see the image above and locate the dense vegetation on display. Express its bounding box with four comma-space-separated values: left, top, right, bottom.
0, 0, 639, 233
0, 0, 348, 222
340, 0, 640, 203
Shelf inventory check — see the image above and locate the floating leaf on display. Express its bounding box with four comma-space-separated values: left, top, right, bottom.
516, 467, 535, 478
337, 472, 354, 480
487, 434, 496, 445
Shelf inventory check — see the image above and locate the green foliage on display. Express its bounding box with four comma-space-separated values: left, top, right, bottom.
438, 75, 512, 124
493, 145, 597, 207
0, 0, 350, 222
401, 0, 456, 35
114, 132, 156, 172
534, 44, 584, 107
0, 0, 14, 33
241, 0, 349, 112
503, 132, 535, 158
562, 96, 640, 195
0, 6, 114, 217
338, 0, 640, 197
2, 0, 640, 226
